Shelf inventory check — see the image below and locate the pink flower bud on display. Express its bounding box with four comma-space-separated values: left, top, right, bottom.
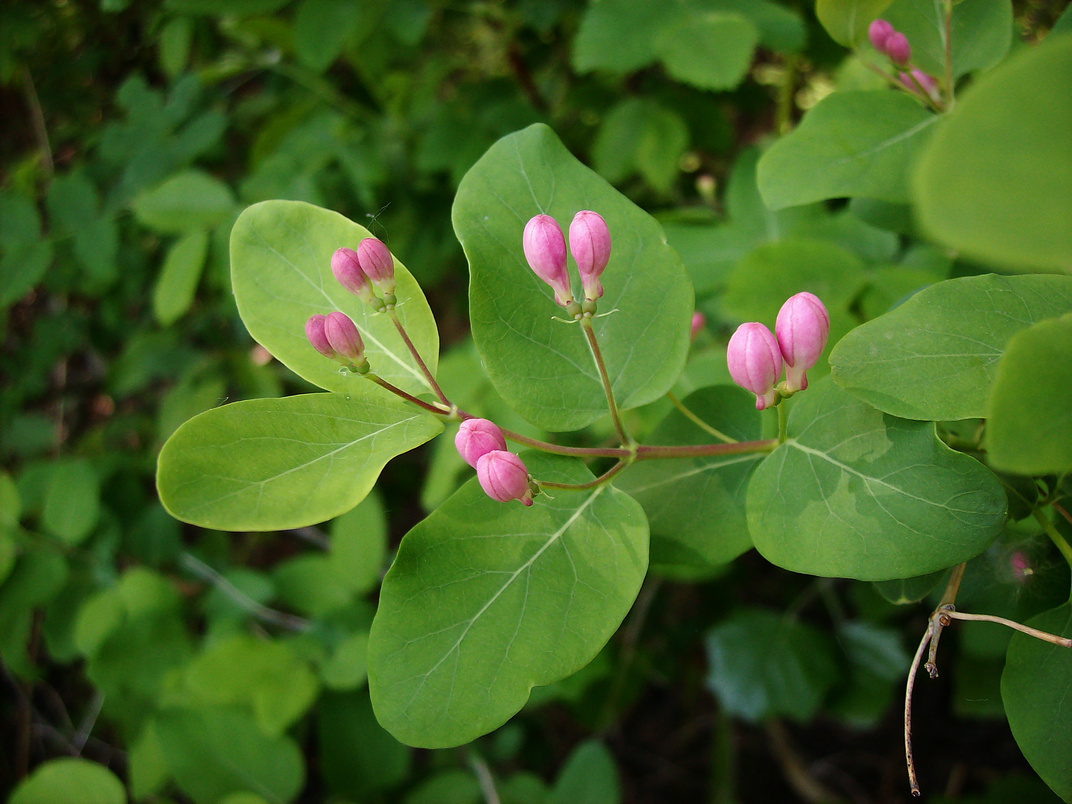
324, 311, 365, 364
1009, 551, 1033, 582
727, 323, 783, 410
690, 312, 705, 341
776, 292, 830, 393
331, 247, 376, 303
868, 19, 895, 53
569, 211, 611, 301
523, 214, 572, 306
477, 450, 533, 506
455, 418, 508, 469
357, 237, 395, 295
885, 32, 911, 65
900, 69, 938, 100
305, 314, 336, 359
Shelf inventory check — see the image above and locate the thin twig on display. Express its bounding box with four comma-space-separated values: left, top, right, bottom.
539, 459, 630, 492
904, 624, 933, 798
468, 752, 501, 804
72, 692, 104, 755
941, 609, 1072, 648
665, 391, 736, 443
581, 320, 630, 445
180, 553, 312, 632
387, 308, 449, 404
20, 67, 53, 176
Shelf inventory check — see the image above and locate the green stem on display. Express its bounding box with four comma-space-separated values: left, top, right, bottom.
581, 318, 631, 445
775, 54, 796, 135
1035, 508, 1072, 597
942, 0, 954, 108
367, 374, 450, 417
635, 439, 778, 460
539, 460, 630, 491
666, 391, 736, 443
387, 308, 449, 405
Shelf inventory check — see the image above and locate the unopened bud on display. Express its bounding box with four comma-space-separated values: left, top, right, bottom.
690, 312, 705, 341
455, 418, 508, 469
357, 237, 395, 295
305, 314, 336, 358
868, 19, 895, 53
900, 69, 939, 100
885, 32, 911, 65
727, 323, 783, 410
1009, 552, 1033, 582
324, 311, 366, 365
476, 450, 533, 506
569, 210, 611, 301
331, 247, 377, 304
523, 214, 572, 306
776, 292, 830, 393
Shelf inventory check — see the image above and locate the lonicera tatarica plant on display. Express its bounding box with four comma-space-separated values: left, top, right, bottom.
157, 10, 1072, 798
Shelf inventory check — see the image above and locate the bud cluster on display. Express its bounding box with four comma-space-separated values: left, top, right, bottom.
727, 292, 829, 410
523, 211, 611, 315
868, 19, 940, 103
456, 419, 534, 506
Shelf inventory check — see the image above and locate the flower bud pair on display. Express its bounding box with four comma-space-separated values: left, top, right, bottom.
868, 19, 911, 65
523, 211, 611, 307
331, 237, 396, 307
727, 292, 829, 409
455, 419, 533, 506
306, 311, 369, 372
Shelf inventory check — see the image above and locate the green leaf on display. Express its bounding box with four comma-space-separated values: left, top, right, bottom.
273, 555, 352, 617
405, 770, 482, 804
705, 608, 841, 721
155, 706, 305, 804
654, 12, 758, 91
368, 453, 649, 747
746, 379, 1006, 581
157, 390, 443, 530
318, 690, 411, 799
1001, 603, 1072, 802
132, 170, 236, 234
455, 124, 693, 432
987, 314, 1072, 475
815, 0, 893, 46
0, 193, 52, 306
231, 199, 440, 396
9, 758, 126, 804
616, 386, 763, 578
572, 0, 666, 73
159, 16, 194, 77
913, 35, 1072, 273
292, 0, 365, 72
329, 489, 387, 595
830, 274, 1072, 420
164, 0, 290, 15
884, 0, 1012, 79
758, 91, 938, 208
319, 630, 370, 690
592, 99, 690, 193
153, 229, 208, 325
547, 740, 621, 804
41, 459, 101, 546
872, 569, 947, 605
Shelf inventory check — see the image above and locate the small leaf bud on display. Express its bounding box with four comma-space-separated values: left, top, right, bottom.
455, 418, 508, 469
324, 311, 366, 365
690, 311, 705, 341
868, 19, 895, 53
885, 32, 911, 65
331, 247, 376, 304
477, 450, 533, 506
776, 292, 830, 393
305, 314, 336, 359
357, 237, 395, 295
523, 214, 572, 306
569, 210, 611, 301
727, 322, 783, 410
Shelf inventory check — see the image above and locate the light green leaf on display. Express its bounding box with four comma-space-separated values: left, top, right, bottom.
884, 0, 1012, 79
9, 758, 125, 804
455, 124, 693, 431
572, 0, 666, 73
830, 274, 1072, 420
747, 379, 1006, 581
913, 35, 1072, 273
405, 770, 482, 804
705, 608, 841, 721
132, 170, 236, 234
0, 193, 52, 306
654, 12, 758, 91
153, 229, 208, 325
42, 459, 101, 546
368, 453, 648, 747
987, 314, 1072, 475
758, 91, 938, 208
292, 0, 365, 72
231, 199, 440, 396
592, 99, 690, 193
547, 740, 621, 804
329, 489, 387, 594
617, 386, 764, 578
157, 390, 443, 530
1001, 603, 1072, 803
815, 0, 893, 46
319, 631, 369, 690
155, 706, 305, 804
159, 16, 194, 77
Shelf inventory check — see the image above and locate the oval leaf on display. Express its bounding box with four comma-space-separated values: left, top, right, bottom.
1001, 602, 1072, 802
830, 274, 1072, 420
132, 170, 236, 234
231, 200, 440, 396
157, 390, 443, 530
9, 758, 125, 804
153, 229, 208, 326
747, 379, 1006, 581
455, 124, 693, 431
368, 452, 649, 747
913, 35, 1072, 272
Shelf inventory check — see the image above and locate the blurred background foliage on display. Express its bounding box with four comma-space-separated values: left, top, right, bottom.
1, 0, 1070, 802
